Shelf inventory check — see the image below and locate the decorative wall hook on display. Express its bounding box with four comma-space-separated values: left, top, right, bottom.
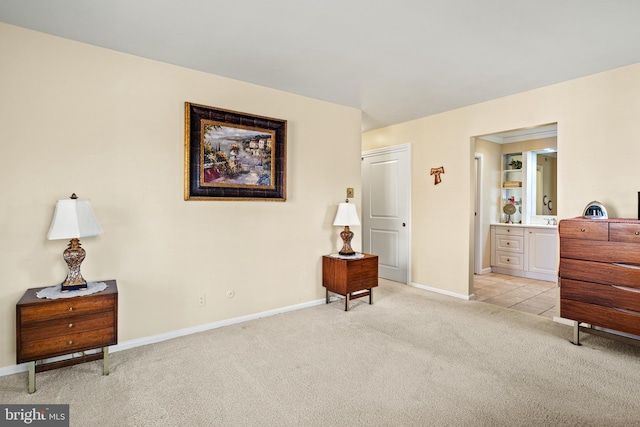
430, 166, 445, 185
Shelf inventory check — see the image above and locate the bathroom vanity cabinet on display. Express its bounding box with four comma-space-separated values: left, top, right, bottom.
490, 224, 557, 282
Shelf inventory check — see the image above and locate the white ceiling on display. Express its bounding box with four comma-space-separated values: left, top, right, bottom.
2, 0, 640, 131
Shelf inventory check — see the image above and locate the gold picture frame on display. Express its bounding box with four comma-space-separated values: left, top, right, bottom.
184, 103, 287, 201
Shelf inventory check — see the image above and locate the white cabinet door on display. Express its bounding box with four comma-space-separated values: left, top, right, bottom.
527, 228, 557, 276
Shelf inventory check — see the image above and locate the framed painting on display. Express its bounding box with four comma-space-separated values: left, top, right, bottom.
184, 103, 287, 201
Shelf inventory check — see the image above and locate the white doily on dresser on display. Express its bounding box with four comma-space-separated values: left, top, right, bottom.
329, 253, 365, 259
36, 282, 108, 299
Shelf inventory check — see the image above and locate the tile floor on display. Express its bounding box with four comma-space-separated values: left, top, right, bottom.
473, 273, 558, 319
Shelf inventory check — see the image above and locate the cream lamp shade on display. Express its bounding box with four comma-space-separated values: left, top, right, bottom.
333, 202, 360, 256
48, 198, 103, 240
332, 202, 361, 227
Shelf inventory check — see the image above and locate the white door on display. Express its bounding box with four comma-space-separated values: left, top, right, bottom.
361, 144, 410, 283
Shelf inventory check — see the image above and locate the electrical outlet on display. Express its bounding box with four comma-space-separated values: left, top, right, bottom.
346, 188, 354, 198
198, 294, 206, 307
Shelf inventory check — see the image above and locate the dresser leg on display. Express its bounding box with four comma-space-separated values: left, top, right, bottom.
345, 293, 350, 311
103, 347, 109, 375
369, 289, 373, 304
28, 361, 36, 394
572, 321, 581, 346
326, 289, 329, 304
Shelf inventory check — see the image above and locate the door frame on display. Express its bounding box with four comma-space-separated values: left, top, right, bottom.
361, 143, 412, 284
474, 152, 484, 275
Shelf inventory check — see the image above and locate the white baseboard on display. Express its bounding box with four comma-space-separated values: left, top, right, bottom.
0, 297, 329, 378
409, 282, 473, 301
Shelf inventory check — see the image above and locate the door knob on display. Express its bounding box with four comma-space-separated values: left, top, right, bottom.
402, 223, 406, 227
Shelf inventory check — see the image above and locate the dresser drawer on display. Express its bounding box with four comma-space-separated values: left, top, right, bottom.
495, 235, 523, 253
20, 311, 115, 342
19, 295, 115, 324
346, 257, 378, 293
19, 328, 116, 362
610, 222, 640, 243
560, 298, 640, 337
560, 258, 640, 289
561, 239, 640, 264
494, 226, 524, 236
494, 251, 523, 270
559, 220, 608, 241
560, 278, 640, 313
346, 257, 378, 279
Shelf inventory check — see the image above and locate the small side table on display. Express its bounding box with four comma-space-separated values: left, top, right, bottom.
322, 254, 378, 311
16, 280, 118, 393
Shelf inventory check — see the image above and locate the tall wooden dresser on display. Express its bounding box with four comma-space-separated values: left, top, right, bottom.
559, 218, 640, 345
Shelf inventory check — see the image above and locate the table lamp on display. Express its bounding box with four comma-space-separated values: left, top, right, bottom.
47, 193, 103, 291
333, 200, 360, 256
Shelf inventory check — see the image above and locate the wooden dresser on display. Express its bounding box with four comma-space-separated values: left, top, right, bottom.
559, 218, 640, 345
16, 280, 118, 393
322, 254, 378, 311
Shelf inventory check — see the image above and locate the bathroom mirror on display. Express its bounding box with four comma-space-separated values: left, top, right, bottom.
532, 149, 557, 215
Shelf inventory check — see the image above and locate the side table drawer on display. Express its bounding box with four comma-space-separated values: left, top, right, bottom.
347, 257, 378, 279
19, 296, 115, 324
19, 328, 116, 362
20, 311, 115, 342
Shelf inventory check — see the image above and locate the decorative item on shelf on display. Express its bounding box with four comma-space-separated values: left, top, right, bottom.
429, 166, 445, 185
509, 159, 522, 170
503, 203, 517, 223
582, 201, 608, 219
47, 193, 103, 292
503, 181, 522, 188
333, 199, 360, 256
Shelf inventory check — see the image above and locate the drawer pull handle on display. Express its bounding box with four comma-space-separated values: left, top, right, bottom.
612, 263, 640, 270
67, 340, 73, 345
612, 285, 640, 294
506, 242, 510, 245
635, 231, 640, 236
580, 228, 586, 232
68, 323, 74, 328
507, 258, 510, 262
68, 307, 73, 312
612, 307, 640, 317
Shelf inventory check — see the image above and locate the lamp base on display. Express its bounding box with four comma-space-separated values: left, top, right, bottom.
338, 251, 357, 256
61, 282, 88, 292
338, 226, 356, 256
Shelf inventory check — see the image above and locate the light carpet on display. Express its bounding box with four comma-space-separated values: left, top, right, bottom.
1, 279, 640, 426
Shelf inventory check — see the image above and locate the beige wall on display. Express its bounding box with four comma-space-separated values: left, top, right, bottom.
0, 23, 362, 369
363, 62, 640, 297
